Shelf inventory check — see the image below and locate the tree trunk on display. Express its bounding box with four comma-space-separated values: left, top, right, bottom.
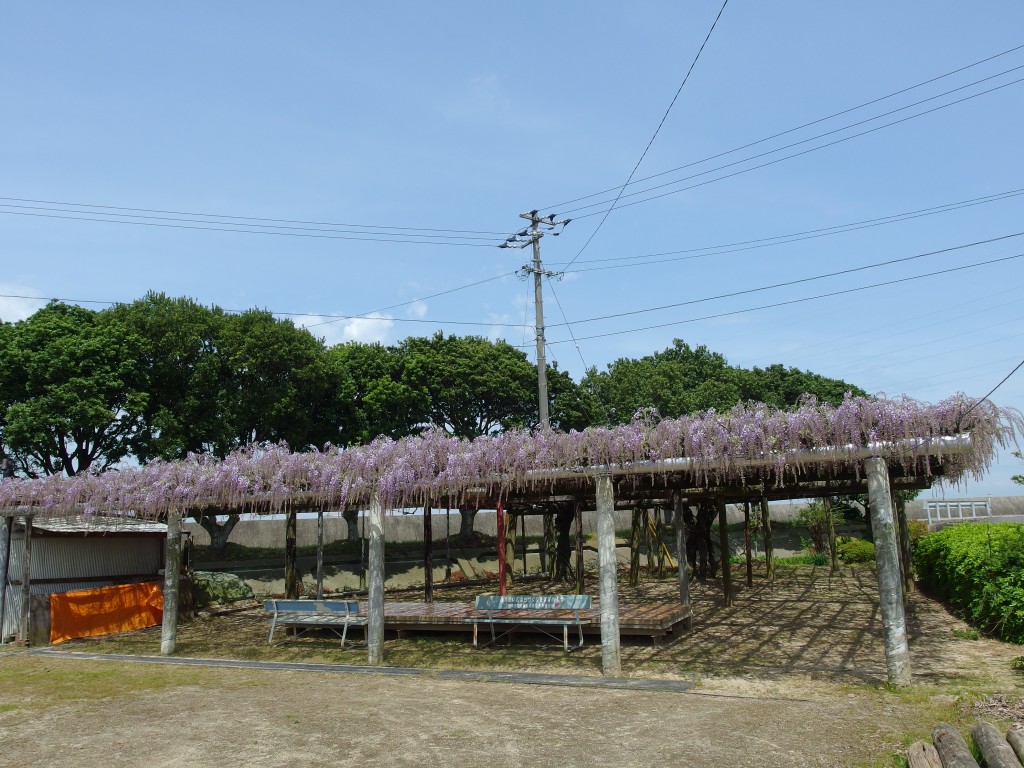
896, 494, 915, 601
459, 507, 477, 541
342, 508, 359, 541
542, 512, 556, 576
193, 511, 240, 555
1007, 728, 1024, 764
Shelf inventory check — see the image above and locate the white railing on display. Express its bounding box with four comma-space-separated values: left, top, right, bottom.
924, 497, 991, 525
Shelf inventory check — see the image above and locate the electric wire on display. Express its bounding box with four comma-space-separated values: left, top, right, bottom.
958, 356, 1024, 422
551, 187, 1024, 270
535, 251, 1024, 346
545, 276, 589, 372
550, 231, 1024, 327
0, 194, 509, 236
563, 74, 1024, 221
541, 42, 1024, 211
561, 0, 730, 270
0, 209, 503, 247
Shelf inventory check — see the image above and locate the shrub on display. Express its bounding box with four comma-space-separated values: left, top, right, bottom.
907, 519, 928, 549
914, 522, 1024, 644
837, 538, 875, 564
191, 571, 255, 608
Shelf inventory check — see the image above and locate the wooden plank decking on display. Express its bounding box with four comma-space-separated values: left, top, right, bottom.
381, 600, 690, 639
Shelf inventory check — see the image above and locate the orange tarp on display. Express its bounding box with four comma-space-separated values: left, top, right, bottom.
49, 582, 164, 644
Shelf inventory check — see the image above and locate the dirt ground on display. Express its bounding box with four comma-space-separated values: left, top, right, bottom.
1, 563, 1022, 767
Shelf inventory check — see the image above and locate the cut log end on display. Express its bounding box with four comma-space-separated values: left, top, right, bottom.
907, 740, 942, 768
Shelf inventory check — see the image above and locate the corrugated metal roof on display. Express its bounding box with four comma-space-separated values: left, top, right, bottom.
31, 518, 167, 535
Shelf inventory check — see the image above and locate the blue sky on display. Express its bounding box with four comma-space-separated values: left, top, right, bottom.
2, 2, 1023, 496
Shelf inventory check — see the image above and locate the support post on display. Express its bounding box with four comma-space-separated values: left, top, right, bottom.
542, 512, 556, 576
759, 494, 775, 583
717, 498, 733, 607
496, 501, 508, 596
160, 510, 183, 656
895, 494, 915, 601
825, 496, 839, 574
744, 501, 753, 587
0, 516, 11, 643
423, 503, 433, 604
368, 493, 385, 666
864, 457, 911, 687
574, 498, 585, 594
315, 508, 325, 600
595, 475, 621, 676
629, 507, 642, 587
673, 493, 692, 630
284, 507, 298, 599
18, 515, 32, 646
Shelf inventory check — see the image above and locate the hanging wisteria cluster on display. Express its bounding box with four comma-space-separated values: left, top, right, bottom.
0, 394, 1018, 520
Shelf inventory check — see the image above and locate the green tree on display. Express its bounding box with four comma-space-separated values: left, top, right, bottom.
0, 302, 147, 476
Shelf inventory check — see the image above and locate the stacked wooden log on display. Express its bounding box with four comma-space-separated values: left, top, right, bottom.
908, 723, 1024, 768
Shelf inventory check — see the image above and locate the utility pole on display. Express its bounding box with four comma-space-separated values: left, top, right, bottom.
500, 210, 570, 429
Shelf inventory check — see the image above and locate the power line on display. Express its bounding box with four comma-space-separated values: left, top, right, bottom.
553, 188, 1024, 272
562, 73, 1024, 222
0, 194, 509, 236
535, 251, 1024, 346
546, 276, 589, 372
541, 42, 1024, 211
0, 202, 502, 242
0, 209, 503, 248
561, 0, 730, 270
550, 231, 1024, 327
958, 356, 1024, 423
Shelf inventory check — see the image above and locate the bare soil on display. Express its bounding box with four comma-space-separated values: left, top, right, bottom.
1, 563, 1021, 767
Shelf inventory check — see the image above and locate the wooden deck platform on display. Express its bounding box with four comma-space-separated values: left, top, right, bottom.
381, 600, 690, 641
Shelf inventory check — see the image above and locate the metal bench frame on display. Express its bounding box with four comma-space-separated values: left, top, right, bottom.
465, 595, 592, 652
263, 599, 366, 647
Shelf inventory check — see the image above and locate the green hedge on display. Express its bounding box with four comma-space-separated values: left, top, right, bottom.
914, 523, 1024, 644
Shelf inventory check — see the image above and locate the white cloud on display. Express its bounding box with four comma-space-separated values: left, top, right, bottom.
406, 300, 428, 319
0, 284, 48, 323
295, 312, 395, 346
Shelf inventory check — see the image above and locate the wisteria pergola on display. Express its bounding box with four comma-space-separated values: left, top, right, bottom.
0, 395, 1018, 684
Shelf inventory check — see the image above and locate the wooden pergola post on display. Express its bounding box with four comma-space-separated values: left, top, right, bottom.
743, 501, 753, 587
160, 509, 183, 656
0, 515, 11, 643
595, 475, 621, 676
496, 501, 508, 596
895, 494, 915, 602
574, 499, 585, 594
315, 508, 325, 600
367, 492, 385, 665
717, 498, 733, 607
672, 492, 692, 630
864, 457, 911, 686
759, 494, 775, 583
423, 503, 433, 604
284, 507, 298, 599
18, 514, 33, 646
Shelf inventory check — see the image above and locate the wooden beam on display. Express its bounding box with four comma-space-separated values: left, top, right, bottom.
744, 501, 753, 587
672, 492, 691, 630
0, 516, 10, 643
423, 503, 433, 604
716, 498, 732, 608
17, 515, 32, 646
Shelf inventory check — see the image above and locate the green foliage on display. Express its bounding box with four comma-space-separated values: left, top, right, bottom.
837, 537, 875, 564
1012, 656, 1024, 671
582, 339, 865, 425
950, 627, 980, 640
907, 519, 928, 547
915, 523, 1024, 643
1011, 450, 1024, 486
0, 302, 148, 475
797, 500, 830, 554
190, 571, 255, 607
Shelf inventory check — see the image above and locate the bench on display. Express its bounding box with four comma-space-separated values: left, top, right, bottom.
263, 600, 366, 647
465, 595, 592, 652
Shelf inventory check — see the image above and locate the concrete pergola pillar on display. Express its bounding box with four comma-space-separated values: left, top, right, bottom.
595, 474, 621, 676
160, 509, 183, 656
367, 492, 385, 665
864, 457, 911, 686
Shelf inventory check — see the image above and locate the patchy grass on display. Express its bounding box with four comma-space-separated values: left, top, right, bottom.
25, 562, 1024, 767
